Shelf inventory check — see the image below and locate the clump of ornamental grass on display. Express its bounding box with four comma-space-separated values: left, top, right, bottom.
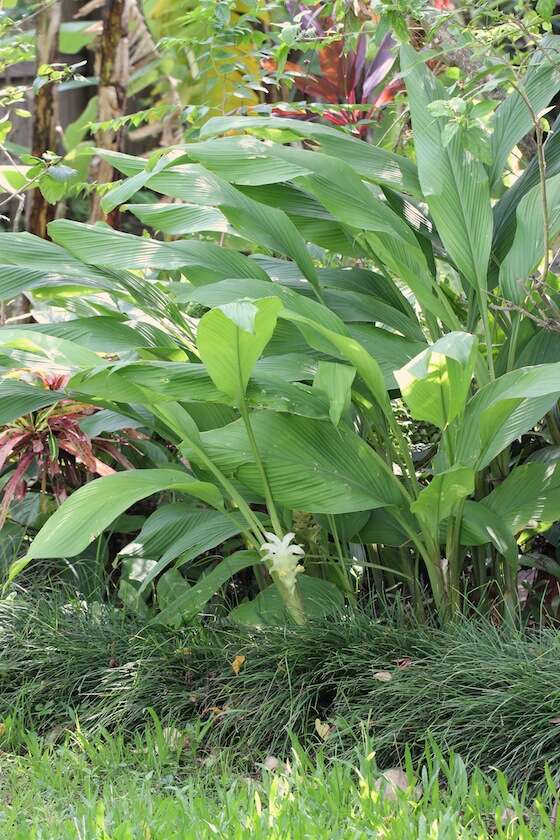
0, 587, 217, 737
2, 588, 560, 784
201, 613, 560, 783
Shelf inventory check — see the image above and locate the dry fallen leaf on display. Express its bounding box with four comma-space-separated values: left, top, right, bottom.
263, 755, 280, 772
550, 718, 560, 725
314, 718, 331, 740
374, 768, 422, 801
395, 657, 413, 669
500, 808, 519, 826
204, 706, 225, 716
231, 654, 246, 675
373, 670, 392, 682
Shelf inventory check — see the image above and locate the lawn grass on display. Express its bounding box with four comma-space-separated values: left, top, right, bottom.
0, 724, 558, 839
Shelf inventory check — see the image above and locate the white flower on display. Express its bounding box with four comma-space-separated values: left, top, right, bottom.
260, 531, 305, 595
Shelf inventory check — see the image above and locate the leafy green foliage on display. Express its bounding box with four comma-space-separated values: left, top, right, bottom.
4, 19, 560, 627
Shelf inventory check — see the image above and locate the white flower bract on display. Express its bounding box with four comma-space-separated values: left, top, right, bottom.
260, 531, 305, 595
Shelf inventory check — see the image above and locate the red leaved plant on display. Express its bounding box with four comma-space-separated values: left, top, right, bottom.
0, 373, 137, 529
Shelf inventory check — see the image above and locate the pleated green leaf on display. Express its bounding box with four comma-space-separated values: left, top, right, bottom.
197, 297, 282, 402
456, 363, 560, 468
48, 220, 269, 280
151, 550, 259, 626
103, 163, 321, 292
174, 136, 312, 184
0, 328, 101, 368
395, 332, 477, 429
411, 466, 475, 533
20, 469, 224, 563
312, 361, 355, 427
499, 173, 560, 303
199, 115, 421, 196
188, 411, 406, 514
489, 35, 560, 188
401, 45, 493, 297
118, 505, 244, 595
482, 462, 560, 533
125, 203, 231, 235
0, 380, 65, 425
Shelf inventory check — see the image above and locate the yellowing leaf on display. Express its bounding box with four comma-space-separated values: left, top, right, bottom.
231, 654, 246, 675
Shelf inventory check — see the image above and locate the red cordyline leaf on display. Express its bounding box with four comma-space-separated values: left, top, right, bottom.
57, 427, 115, 476
36, 372, 70, 391
94, 440, 136, 471
0, 432, 29, 472
374, 77, 404, 106
0, 451, 34, 530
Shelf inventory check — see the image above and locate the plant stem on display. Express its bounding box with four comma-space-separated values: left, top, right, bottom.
238, 398, 283, 536
445, 500, 466, 616
392, 509, 446, 617
480, 292, 495, 380
238, 398, 306, 624
327, 514, 356, 599
506, 312, 521, 372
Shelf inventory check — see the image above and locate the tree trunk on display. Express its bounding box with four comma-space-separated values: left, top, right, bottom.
27, 0, 62, 240
89, 0, 129, 226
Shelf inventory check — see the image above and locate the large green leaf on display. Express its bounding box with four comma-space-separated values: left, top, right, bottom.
493, 113, 560, 266
125, 203, 230, 236
70, 358, 326, 421
199, 115, 421, 196
313, 361, 355, 427
395, 332, 477, 429
349, 324, 426, 389
151, 550, 259, 625
47, 220, 269, 280
0, 232, 110, 284
274, 146, 450, 325
0, 380, 65, 425
28, 316, 153, 353
184, 276, 345, 335
482, 462, 560, 533
411, 466, 474, 538
228, 575, 343, 626
459, 500, 517, 562
0, 266, 54, 301
499, 174, 560, 303
119, 505, 244, 594
401, 45, 493, 298
187, 411, 406, 514
0, 328, 101, 368
197, 297, 282, 402
18, 470, 224, 566
174, 136, 313, 185
281, 310, 391, 418
455, 363, 560, 468
103, 163, 321, 292
488, 35, 560, 188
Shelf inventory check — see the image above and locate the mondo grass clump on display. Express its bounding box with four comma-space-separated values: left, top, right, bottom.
202, 615, 560, 783
2, 589, 560, 783
0, 588, 218, 737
